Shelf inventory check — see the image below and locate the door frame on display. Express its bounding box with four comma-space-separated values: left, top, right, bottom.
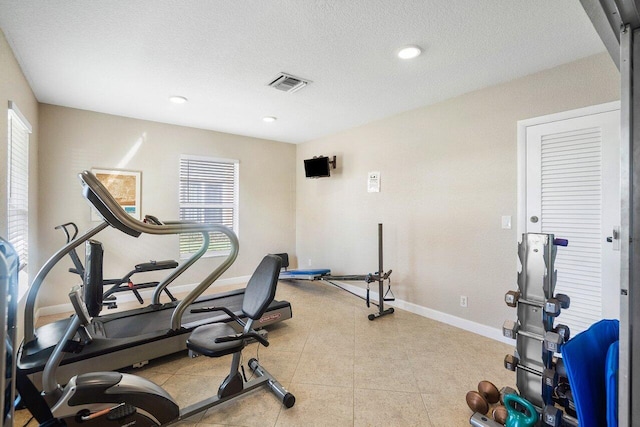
516, 100, 621, 237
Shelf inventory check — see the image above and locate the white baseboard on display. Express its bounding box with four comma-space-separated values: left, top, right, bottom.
35, 275, 251, 318
327, 280, 512, 345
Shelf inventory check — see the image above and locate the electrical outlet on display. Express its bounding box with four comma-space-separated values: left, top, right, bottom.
308, 259, 312, 267
460, 296, 468, 308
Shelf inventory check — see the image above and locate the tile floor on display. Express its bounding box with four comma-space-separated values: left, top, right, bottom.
16, 279, 516, 426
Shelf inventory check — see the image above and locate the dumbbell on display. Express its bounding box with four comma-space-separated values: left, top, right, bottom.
503, 321, 553, 344
491, 387, 517, 424
511, 295, 554, 315
504, 354, 518, 371
479, 381, 500, 404
542, 368, 558, 389
544, 324, 571, 352
466, 381, 500, 414
504, 354, 521, 372
505, 291, 520, 307
542, 404, 563, 427
502, 320, 518, 339
544, 300, 561, 317
466, 390, 490, 415
492, 405, 507, 425
544, 331, 564, 353
556, 294, 570, 309
554, 357, 567, 377
504, 354, 542, 376
544, 294, 570, 317
552, 381, 574, 415
542, 368, 558, 406
552, 324, 570, 342
499, 386, 518, 405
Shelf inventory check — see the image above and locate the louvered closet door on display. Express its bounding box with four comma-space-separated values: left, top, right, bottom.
525, 109, 620, 335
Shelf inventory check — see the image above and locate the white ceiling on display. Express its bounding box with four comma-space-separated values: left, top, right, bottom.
0, 1, 606, 144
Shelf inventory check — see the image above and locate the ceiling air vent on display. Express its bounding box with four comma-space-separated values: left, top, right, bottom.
268, 73, 310, 93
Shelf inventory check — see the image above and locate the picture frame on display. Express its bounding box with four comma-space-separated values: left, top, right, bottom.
90, 168, 142, 221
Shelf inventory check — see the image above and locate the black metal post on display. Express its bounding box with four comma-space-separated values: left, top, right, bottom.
368, 223, 394, 320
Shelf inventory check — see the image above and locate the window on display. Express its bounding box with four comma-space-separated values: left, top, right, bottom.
179, 155, 239, 257
7, 101, 32, 274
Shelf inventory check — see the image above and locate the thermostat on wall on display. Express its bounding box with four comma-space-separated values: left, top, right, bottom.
368, 171, 380, 193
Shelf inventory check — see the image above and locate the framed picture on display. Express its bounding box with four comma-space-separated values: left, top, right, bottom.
91, 168, 142, 221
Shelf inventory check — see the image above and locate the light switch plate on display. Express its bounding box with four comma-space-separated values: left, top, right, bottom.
501, 215, 512, 229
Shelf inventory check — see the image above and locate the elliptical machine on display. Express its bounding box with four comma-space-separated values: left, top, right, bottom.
55, 221, 179, 309
40, 240, 294, 426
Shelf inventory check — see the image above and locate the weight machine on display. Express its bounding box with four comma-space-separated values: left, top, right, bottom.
278, 223, 395, 320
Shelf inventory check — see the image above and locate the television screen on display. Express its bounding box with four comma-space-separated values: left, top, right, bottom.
304, 157, 330, 178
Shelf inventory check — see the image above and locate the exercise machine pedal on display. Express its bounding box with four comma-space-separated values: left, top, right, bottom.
106, 403, 137, 421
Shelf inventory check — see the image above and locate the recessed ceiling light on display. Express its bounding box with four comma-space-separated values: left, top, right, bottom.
262, 116, 277, 123
169, 95, 188, 104
397, 45, 422, 59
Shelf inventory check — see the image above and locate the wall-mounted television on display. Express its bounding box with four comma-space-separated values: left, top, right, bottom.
304, 156, 331, 178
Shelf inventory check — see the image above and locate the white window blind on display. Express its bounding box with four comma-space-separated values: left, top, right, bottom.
179, 155, 239, 257
7, 102, 32, 271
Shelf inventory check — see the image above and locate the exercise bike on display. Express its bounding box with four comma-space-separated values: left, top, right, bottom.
40, 241, 294, 426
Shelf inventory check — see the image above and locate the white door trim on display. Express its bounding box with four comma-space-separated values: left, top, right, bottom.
516, 101, 621, 237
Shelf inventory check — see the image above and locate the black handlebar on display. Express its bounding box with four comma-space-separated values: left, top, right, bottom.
55, 222, 84, 275
215, 331, 269, 347
55, 222, 79, 242
144, 215, 164, 226
190, 305, 267, 345
190, 306, 246, 328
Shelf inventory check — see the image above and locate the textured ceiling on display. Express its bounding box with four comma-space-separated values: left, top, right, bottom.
0, 1, 605, 144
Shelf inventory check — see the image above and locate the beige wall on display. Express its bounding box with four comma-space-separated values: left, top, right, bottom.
0, 29, 39, 278
296, 53, 620, 332
7, 38, 621, 337
37, 105, 296, 307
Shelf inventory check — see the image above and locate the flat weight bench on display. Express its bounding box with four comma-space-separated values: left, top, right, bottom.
278, 268, 332, 280
186, 254, 295, 406
272, 252, 331, 280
